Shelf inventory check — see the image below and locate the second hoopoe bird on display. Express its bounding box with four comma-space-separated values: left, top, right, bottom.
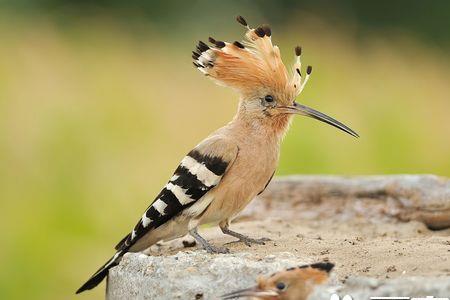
222, 262, 335, 300
77, 16, 358, 293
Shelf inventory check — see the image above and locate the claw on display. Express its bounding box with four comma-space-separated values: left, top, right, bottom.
221, 226, 271, 246
243, 237, 271, 246
205, 245, 230, 254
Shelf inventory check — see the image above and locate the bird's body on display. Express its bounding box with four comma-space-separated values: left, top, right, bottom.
198, 113, 289, 225
130, 112, 288, 252
77, 16, 357, 294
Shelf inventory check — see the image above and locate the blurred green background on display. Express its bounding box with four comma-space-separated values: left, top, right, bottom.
0, 0, 449, 299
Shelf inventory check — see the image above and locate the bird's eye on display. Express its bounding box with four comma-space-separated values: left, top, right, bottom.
276, 282, 286, 291
264, 95, 274, 102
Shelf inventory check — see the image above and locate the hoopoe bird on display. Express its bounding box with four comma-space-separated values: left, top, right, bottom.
76, 16, 357, 294
222, 262, 335, 300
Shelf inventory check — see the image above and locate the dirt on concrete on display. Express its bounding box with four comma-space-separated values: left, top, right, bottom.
191, 218, 450, 281
151, 175, 450, 282
150, 217, 450, 282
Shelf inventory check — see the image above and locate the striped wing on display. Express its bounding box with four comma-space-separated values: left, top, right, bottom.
115, 138, 238, 251
76, 138, 237, 293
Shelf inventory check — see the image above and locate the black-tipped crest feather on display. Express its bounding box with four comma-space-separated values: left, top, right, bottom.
233, 41, 245, 48
254, 27, 266, 37
214, 40, 226, 48
261, 24, 271, 37
236, 15, 247, 26
197, 41, 209, 53
298, 262, 335, 273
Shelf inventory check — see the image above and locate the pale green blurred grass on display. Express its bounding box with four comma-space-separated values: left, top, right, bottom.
0, 15, 449, 300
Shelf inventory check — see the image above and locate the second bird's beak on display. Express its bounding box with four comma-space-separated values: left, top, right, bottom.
221, 286, 279, 299
277, 101, 359, 138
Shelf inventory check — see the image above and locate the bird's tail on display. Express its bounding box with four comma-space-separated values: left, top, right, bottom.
76, 250, 124, 294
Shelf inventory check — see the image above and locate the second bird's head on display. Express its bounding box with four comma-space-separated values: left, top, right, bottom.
192, 16, 358, 138
222, 262, 335, 300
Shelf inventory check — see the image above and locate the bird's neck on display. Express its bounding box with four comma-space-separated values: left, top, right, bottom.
231, 109, 293, 142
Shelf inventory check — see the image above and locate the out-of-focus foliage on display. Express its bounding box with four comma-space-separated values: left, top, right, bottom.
2, 0, 450, 47
0, 1, 449, 299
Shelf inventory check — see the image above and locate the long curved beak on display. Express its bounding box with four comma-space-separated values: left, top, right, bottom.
277, 102, 359, 138
221, 286, 279, 299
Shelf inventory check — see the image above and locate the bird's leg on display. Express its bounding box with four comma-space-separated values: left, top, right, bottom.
189, 227, 229, 254
220, 223, 271, 247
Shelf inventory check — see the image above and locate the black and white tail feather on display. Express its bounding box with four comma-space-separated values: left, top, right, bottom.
76, 149, 231, 293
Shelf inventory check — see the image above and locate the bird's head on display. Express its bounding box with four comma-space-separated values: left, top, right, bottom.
221, 262, 334, 300
193, 16, 358, 137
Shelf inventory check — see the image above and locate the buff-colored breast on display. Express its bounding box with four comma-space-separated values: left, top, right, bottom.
197, 116, 286, 225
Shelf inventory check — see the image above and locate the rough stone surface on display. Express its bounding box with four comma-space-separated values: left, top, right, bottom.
108, 253, 450, 300
245, 175, 450, 230
310, 276, 450, 300
107, 252, 305, 300
106, 175, 450, 299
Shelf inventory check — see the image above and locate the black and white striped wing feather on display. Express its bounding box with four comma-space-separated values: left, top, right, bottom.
116, 142, 238, 251
76, 138, 238, 294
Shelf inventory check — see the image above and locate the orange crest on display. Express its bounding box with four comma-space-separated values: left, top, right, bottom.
192, 16, 313, 102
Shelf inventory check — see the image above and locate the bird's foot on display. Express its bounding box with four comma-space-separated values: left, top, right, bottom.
225, 236, 271, 247
203, 244, 230, 254
242, 236, 271, 246
189, 227, 230, 254
221, 227, 271, 247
